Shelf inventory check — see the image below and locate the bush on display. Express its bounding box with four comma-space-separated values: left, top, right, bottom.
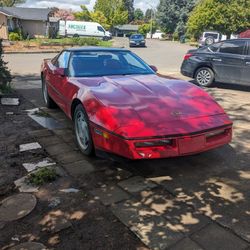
0, 39, 12, 92
9, 32, 21, 41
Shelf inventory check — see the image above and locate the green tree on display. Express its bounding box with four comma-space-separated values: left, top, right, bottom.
144, 8, 153, 22
157, 0, 197, 35
0, 39, 12, 92
94, 0, 128, 27
90, 11, 110, 30
187, 0, 250, 39
134, 8, 144, 21
124, 0, 134, 22
138, 21, 157, 36
0, 0, 25, 6
74, 5, 91, 21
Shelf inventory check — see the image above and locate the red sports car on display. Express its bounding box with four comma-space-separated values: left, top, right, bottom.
41, 47, 232, 159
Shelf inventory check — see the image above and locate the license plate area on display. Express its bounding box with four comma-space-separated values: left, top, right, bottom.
178, 136, 205, 154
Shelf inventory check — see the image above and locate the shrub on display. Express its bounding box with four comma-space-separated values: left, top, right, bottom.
9, 32, 21, 41
0, 39, 12, 93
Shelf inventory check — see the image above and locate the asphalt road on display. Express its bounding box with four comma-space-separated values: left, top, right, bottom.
4, 38, 193, 77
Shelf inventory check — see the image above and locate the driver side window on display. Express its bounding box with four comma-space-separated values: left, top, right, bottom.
54, 51, 70, 68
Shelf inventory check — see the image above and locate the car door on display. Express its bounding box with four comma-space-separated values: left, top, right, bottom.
241, 41, 250, 85
211, 40, 246, 84
47, 51, 71, 111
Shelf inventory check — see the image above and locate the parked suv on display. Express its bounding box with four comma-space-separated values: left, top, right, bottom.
181, 39, 250, 87
199, 31, 223, 46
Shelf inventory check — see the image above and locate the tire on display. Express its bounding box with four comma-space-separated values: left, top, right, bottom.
205, 36, 215, 46
41, 75, 57, 108
195, 67, 215, 87
73, 34, 79, 38
73, 104, 94, 156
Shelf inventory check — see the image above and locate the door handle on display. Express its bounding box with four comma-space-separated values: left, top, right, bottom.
212, 58, 222, 62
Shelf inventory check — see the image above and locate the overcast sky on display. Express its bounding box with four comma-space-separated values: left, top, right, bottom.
19, 0, 159, 12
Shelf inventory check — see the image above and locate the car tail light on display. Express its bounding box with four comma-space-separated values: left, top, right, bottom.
184, 53, 193, 60
135, 139, 173, 148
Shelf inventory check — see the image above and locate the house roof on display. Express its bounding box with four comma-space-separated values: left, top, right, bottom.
0, 7, 52, 21
115, 24, 139, 31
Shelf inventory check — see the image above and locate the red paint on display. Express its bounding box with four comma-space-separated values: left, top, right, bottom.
42, 58, 233, 159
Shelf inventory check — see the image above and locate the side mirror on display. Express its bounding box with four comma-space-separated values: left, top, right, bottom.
150, 65, 158, 72
54, 67, 65, 77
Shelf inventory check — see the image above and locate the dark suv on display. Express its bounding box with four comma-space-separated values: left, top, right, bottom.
181, 39, 250, 87
129, 34, 146, 47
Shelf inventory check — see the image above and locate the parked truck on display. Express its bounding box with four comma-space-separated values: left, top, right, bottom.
59, 20, 112, 40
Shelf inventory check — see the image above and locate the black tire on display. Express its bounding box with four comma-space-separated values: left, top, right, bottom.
205, 36, 215, 46
73, 34, 79, 38
41, 75, 57, 108
195, 67, 215, 87
73, 104, 94, 156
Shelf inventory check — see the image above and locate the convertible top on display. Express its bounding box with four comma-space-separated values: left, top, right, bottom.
64, 46, 130, 52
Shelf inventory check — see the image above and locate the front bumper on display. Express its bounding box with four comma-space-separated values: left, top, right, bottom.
91, 125, 232, 160
130, 41, 146, 47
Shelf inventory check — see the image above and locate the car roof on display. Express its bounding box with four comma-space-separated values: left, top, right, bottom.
64, 46, 130, 52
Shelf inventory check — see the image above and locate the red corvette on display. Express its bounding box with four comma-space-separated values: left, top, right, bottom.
41, 47, 232, 159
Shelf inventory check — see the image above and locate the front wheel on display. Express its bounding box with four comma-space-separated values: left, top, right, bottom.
74, 104, 94, 156
195, 67, 215, 87
42, 75, 57, 108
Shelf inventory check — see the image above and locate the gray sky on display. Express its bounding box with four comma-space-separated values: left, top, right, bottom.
20, 0, 159, 12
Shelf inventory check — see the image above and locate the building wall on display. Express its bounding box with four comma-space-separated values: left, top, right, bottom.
21, 20, 47, 38
0, 13, 8, 40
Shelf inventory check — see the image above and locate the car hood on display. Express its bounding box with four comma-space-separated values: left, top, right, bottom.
73, 75, 230, 137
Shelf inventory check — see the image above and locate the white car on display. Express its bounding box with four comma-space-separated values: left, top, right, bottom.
146, 30, 164, 39
59, 20, 112, 40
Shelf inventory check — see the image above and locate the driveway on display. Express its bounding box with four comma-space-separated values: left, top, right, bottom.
2, 40, 250, 249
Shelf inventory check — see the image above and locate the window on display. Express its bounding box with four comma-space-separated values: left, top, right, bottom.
204, 33, 219, 39
55, 51, 70, 68
219, 41, 246, 55
97, 26, 105, 33
207, 42, 222, 52
68, 51, 154, 77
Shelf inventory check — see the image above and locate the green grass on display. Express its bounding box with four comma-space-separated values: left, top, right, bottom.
27, 167, 58, 186
27, 37, 113, 47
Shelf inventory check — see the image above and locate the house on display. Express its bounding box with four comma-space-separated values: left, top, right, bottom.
240, 29, 250, 38
113, 24, 139, 37
0, 7, 53, 39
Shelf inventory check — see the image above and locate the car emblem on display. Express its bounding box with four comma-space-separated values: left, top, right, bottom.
171, 111, 182, 117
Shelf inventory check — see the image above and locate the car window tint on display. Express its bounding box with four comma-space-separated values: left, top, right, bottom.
204, 33, 219, 39
56, 51, 70, 68
219, 41, 246, 55
97, 26, 105, 32
208, 42, 222, 52
130, 35, 144, 39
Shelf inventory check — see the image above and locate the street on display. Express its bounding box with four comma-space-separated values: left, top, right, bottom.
1, 39, 250, 250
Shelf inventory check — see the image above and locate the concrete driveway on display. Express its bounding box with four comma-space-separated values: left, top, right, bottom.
3, 40, 250, 249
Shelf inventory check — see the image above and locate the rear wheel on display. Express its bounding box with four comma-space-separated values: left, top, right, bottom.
74, 104, 94, 156
195, 67, 214, 87
42, 75, 57, 108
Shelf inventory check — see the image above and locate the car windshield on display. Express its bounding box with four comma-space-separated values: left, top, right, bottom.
68, 51, 155, 77
130, 34, 144, 40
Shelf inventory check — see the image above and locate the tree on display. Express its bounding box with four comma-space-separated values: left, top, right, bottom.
94, 0, 128, 27
134, 8, 144, 21
157, 0, 197, 36
74, 5, 91, 21
90, 11, 110, 30
53, 8, 75, 21
0, 40, 12, 92
144, 8, 153, 22
124, 0, 134, 22
0, 0, 25, 6
138, 21, 157, 36
187, 0, 250, 39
